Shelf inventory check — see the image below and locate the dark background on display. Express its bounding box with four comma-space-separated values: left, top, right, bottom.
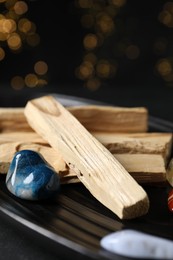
1, 0, 173, 121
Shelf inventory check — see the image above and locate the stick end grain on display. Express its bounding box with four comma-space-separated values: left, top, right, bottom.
121, 194, 150, 219
29, 95, 61, 117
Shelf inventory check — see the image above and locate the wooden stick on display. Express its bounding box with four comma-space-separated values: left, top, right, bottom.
0, 105, 148, 133
24, 95, 149, 219
0, 132, 171, 184
0, 142, 166, 184
0, 108, 31, 132
0, 142, 167, 184
68, 105, 148, 132
0, 132, 46, 144
92, 132, 172, 162
115, 154, 166, 183
0, 131, 171, 159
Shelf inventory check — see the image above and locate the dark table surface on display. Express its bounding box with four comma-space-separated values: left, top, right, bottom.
0, 84, 173, 259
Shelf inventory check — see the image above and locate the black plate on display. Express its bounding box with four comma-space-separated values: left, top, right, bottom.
0, 94, 173, 260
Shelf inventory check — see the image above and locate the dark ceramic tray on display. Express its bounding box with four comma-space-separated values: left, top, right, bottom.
0, 94, 173, 260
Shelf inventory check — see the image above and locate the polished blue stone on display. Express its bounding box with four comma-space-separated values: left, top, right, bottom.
6, 150, 60, 200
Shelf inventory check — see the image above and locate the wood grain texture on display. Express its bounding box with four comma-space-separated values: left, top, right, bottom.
0, 108, 31, 132
0, 132, 170, 184
0, 105, 148, 133
115, 154, 166, 183
24, 95, 149, 219
92, 132, 172, 162
68, 105, 148, 132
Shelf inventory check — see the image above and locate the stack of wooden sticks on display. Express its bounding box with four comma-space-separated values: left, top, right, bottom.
0, 104, 172, 185
1, 95, 172, 219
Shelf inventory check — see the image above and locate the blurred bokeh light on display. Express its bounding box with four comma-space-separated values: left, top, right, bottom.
0, 0, 173, 93
0, 0, 47, 90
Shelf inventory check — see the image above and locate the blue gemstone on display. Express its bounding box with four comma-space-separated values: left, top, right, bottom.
6, 150, 60, 200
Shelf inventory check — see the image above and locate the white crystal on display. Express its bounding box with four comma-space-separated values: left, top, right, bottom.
100, 230, 173, 259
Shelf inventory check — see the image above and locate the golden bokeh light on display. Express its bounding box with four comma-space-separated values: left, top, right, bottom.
0, 19, 5, 31
85, 77, 101, 91
0, 0, 43, 90
125, 45, 140, 60
2, 18, 16, 33
2, 0, 171, 91
158, 10, 173, 27
163, 73, 173, 82
0, 19, 8, 33
158, 2, 173, 27
14, 1, 28, 15
0, 32, 8, 41
11, 75, 24, 90
110, 0, 126, 7
5, 10, 19, 20
77, 0, 127, 88
18, 18, 32, 33
164, 2, 173, 14
96, 60, 117, 78
96, 13, 115, 35
84, 52, 97, 65
83, 34, 98, 50
0, 47, 5, 60
0, 14, 5, 20
29, 21, 36, 33
25, 73, 38, 87
34, 60, 48, 75
7, 33, 22, 50
77, 0, 92, 9
5, 0, 18, 9
0, 0, 39, 51
76, 61, 94, 80
96, 60, 111, 78
156, 59, 172, 76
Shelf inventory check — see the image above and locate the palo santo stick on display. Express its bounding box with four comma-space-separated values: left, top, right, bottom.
0, 132, 171, 184
0, 131, 171, 159
24, 95, 149, 219
115, 154, 166, 183
0, 108, 32, 132
92, 132, 173, 162
0, 105, 148, 133
0, 142, 167, 184
68, 105, 148, 132
0, 132, 46, 144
